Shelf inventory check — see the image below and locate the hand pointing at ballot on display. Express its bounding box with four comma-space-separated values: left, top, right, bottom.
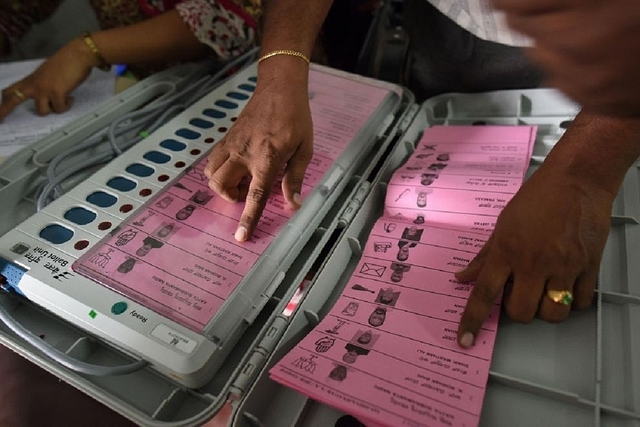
454, 112, 640, 348
204, 57, 314, 241
204, 0, 332, 242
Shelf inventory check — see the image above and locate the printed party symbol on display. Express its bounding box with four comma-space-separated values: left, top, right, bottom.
155, 195, 174, 209
325, 319, 346, 335
314, 336, 335, 353
133, 211, 155, 227
373, 241, 392, 253
383, 222, 396, 233
395, 189, 409, 202
341, 301, 360, 317
115, 229, 137, 246
173, 182, 193, 192
292, 354, 317, 374
351, 284, 375, 293
187, 167, 207, 181
89, 248, 113, 268
359, 262, 385, 278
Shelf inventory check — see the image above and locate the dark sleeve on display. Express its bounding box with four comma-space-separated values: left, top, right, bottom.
0, 1, 65, 53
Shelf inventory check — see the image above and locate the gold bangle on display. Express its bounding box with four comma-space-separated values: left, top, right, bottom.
82, 31, 111, 71
258, 49, 310, 65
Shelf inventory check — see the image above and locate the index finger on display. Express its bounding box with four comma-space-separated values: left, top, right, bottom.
234, 168, 279, 242
457, 260, 511, 348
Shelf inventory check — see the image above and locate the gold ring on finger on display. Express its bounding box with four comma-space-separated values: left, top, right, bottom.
546, 289, 574, 306
12, 88, 26, 101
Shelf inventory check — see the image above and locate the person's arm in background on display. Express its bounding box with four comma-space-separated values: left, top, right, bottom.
456, 112, 640, 347
455, 0, 640, 347
0, 10, 207, 120
0, 0, 257, 121
204, 0, 333, 242
491, 0, 640, 117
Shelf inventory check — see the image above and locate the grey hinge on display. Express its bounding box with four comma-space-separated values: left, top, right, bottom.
397, 103, 422, 147
338, 181, 372, 227
231, 351, 267, 396
400, 103, 421, 131
230, 315, 289, 394
379, 114, 396, 139
243, 271, 286, 325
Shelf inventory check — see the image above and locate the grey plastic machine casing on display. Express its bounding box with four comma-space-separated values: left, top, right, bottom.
0, 61, 637, 427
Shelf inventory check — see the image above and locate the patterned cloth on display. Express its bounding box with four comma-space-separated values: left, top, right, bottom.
0, 0, 260, 61
426, 0, 531, 46
176, 0, 258, 60
0, 0, 63, 52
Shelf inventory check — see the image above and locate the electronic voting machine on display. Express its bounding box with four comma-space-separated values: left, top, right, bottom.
0, 57, 638, 427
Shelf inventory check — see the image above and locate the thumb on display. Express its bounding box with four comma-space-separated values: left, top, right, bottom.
282, 145, 313, 210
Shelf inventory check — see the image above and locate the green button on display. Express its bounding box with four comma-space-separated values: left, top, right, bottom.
111, 301, 128, 315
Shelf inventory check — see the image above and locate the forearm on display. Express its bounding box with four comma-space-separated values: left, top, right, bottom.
86, 10, 208, 66
257, 0, 333, 86
260, 0, 332, 56
542, 111, 640, 197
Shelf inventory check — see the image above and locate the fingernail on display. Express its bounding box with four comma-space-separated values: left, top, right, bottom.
235, 226, 248, 242
460, 332, 474, 348
293, 192, 302, 206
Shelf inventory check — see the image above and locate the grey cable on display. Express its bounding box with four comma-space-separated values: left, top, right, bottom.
40, 47, 260, 209
0, 297, 148, 376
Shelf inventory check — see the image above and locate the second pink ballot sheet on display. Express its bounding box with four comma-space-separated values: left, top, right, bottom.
269, 124, 537, 427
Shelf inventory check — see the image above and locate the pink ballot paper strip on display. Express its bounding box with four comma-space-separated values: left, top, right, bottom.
269, 125, 537, 427
71, 69, 391, 333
